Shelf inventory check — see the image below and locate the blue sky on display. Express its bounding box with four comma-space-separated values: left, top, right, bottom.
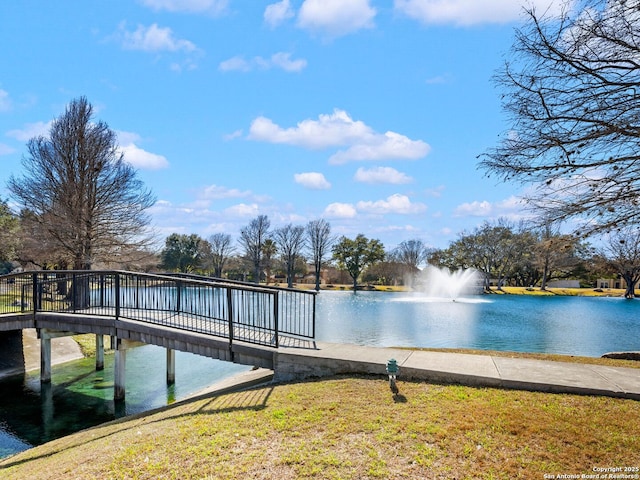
0, 1, 565, 251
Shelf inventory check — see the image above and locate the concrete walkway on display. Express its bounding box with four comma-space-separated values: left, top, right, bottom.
275, 342, 640, 401
0, 329, 83, 379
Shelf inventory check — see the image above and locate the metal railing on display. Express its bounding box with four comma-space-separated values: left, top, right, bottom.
0, 270, 317, 348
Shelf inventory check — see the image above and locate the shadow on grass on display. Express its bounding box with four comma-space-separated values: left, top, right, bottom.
0, 384, 275, 470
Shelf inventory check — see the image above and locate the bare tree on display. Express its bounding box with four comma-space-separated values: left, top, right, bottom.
239, 215, 270, 283
393, 239, 430, 270
534, 221, 580, 290
437, 219, 532, 291
207, 232, 234, 278
8, 97, 155, 270
602, 228, 640, 299
306, 219, 333, 291
480, 1, 640, 236
274, 224, 306, 288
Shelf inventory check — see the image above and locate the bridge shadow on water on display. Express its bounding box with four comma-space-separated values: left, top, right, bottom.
0, 372, 122, 450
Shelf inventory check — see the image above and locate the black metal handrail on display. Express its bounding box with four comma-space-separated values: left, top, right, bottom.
0, 270, 317, 349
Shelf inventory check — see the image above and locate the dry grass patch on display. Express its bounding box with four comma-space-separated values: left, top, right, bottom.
2, 376, 639, 479
496, 286, 627, 297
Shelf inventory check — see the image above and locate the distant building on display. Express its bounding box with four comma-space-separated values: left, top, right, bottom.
596, 276, 626, 289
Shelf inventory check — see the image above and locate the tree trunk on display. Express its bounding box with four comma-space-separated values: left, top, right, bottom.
540, 256, 550, 290
623, 274, 636, 299
72, 275, 91, 309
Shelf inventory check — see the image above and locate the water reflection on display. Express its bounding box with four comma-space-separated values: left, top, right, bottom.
315, 291, 640, 356
0, 345, 250, 458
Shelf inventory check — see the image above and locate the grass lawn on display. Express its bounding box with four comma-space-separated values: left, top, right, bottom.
2, 373, 639, 479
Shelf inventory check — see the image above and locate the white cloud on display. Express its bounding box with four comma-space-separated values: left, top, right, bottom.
223, 129, 243, 140
219, 52, 306, 73
270, 52, 307, 72
117, 131, 169, 170
494, 195, 533, 221
201, 184, 252, 199
0, 89, 11, 112
219, 56, 251, 72
224, 203, 260, 217
139, 0, 228, 15
118, 23, 198, 53
394, 0, 565, 26
294, 172, 331, 190
265, 0, 295, 28
249, 109, 369, 148
324, 194, 426, 219
298, 0, 376, 37
453, 196, 529, 220
248, 109, 429, 163
354, 166, 413, 184
329, 131, 429, 164
324, 202, 357, 218
7, 121, 51, 141
357, 194, 426, 214
453, 200, 493, 217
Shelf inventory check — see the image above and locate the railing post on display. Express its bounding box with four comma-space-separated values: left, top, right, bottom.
32, 273, 38, 315
273, 292, 279, 348
135, 275, 140, 310
176, 280, 182, 313
226, 287, 234, 360
72, 273, 77, 313
115, 273, 120, 321
312, 293, 316, 339
99, 274, 105, 308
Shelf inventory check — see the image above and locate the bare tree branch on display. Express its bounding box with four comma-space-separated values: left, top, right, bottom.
480, 0, 640, 235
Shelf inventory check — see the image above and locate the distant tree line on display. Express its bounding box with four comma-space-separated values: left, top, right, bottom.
153, 215, 640, 296
158, 215, 335, 290
4, 194, 640, 296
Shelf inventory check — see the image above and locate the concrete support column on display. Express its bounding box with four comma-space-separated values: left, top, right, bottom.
114, 338, 126, 401
166, 348, 175, 385
96, 334, 104, 371
40, 331, 51, 383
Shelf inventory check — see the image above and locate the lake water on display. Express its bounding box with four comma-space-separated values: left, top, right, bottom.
2, 291, 640, 459
315, 291, 640, 357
